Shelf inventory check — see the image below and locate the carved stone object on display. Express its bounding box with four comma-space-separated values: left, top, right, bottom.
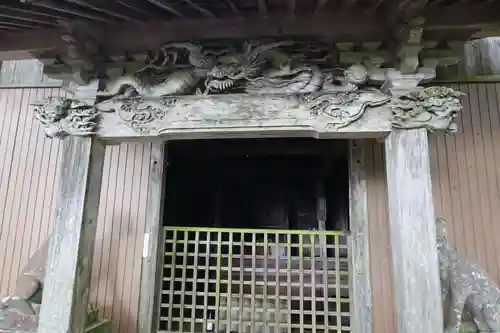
436, 217, 500, 333
0, 238, 50, 332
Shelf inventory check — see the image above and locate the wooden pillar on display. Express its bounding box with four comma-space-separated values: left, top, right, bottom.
348, 139, 372, 333
384, 129, 442, 333
138, 143, 167, 333
37, 136, 105, 333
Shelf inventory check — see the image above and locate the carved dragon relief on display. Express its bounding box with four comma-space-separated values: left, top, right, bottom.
32, 97, 101, 138
31, 40, 465, 138
391, 86, 465, 133
436, 217, 500, 333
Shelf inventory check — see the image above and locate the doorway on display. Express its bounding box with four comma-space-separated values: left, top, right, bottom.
159, 138, 351, 333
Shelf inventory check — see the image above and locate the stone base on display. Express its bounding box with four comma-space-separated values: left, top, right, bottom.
0, 308, 37, 333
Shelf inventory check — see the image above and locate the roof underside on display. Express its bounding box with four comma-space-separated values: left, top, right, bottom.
0, 0, 496, 27
0, 0, 500, 61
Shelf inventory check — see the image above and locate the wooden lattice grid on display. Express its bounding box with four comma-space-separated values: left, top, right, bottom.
159, 227, 351, 333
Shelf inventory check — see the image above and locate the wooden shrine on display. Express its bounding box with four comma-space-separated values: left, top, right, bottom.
1, 1, 500, 333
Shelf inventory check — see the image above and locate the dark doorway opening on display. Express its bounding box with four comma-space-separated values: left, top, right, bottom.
163, 138, 350, 231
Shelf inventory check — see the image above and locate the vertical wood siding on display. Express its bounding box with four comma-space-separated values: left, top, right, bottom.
1, 81, 500, 333
367, 83, 500, 333
0, 87, 152, 333
0, 60, 61, 87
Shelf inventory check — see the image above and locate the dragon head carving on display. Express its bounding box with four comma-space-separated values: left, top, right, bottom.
391, 86, 465, 133
32, 97, 101, 138
204, 41, 294, 94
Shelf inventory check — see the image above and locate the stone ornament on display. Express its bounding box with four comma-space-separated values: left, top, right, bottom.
0, 238, 49, 332
31, 40, 466, 139
436, 217, 500, 333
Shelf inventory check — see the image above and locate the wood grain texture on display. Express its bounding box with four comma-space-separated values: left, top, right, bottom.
0, 60, 62, 86
348, 139, 372, 333
95, 92, 392, 141
137, 143, 167, 333
384, 129, 442, 333
38, 136, 106, 333
3, 83, 500, 333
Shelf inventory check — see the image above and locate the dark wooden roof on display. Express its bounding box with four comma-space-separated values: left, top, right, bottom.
0, 0, 499, 60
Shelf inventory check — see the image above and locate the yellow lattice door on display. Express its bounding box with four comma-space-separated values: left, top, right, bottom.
159, 227, 351, 333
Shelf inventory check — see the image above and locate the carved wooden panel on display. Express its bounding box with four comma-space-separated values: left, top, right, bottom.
2, 83, 500, 333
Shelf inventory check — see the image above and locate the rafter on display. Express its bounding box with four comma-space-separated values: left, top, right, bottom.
224, 0, 240, 14
314, 0, 329, 15
181, 0, 215, 17
62, 0, 141, 22
147, 0, 183, 16
1, 3, 500, 61
20, 0, 116, 23
288, 0, 297, 15
258, 0, 268, 16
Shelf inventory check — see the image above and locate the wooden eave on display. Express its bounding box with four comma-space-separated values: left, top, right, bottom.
0, 0, 500, 61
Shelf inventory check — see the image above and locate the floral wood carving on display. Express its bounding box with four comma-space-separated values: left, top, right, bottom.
436, 217, 500, 333
33, 97, 101, 138
391, 86, 465, 133
94, 89, 390, 135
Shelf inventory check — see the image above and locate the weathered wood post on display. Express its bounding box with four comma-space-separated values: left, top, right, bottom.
138, 143, 167, 333
379, 64, 465, 332
464, 37, 500, 78
348, 139, 372, 333
385, 127, 441, 333
37, 136, 105, 333
31, 82, 107, 333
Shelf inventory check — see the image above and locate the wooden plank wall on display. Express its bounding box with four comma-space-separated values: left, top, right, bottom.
0, 60, 153, 333
0, 60, 62, 87
366, 83, 500, 333
1, 60, 500, 333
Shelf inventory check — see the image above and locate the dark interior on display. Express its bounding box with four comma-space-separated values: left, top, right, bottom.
163, 138, 350, 231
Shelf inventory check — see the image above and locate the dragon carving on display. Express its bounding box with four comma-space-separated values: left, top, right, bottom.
96, 42, 218, 98
436, 217, 500, 333
95, 40, 370, 98
203, 40, 295, 94
391, 86, 465, 133
33, 97, 101, 138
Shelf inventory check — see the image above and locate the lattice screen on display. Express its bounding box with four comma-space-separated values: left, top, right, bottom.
159, 227, 351, 333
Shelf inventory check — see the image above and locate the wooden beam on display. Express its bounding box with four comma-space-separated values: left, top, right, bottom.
37, 136, 106, 333
92, 92, 393, 142
348, 139, 372, 333
464, 37, 500, 77
138, 143, 167, 333
0, 15, 387, 60
0, 3, 499, 61
384, 129, 442, 333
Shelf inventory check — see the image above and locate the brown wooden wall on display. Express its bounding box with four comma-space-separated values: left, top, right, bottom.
0, 85, 153, 333
366, 83, 500, 333
0, 65, 499, 333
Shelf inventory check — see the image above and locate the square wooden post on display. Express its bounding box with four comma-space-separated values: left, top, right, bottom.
138, 143, 167, 333
384, 128, 443, 333
37, 136, 106, 333
348, 139, 372, 333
